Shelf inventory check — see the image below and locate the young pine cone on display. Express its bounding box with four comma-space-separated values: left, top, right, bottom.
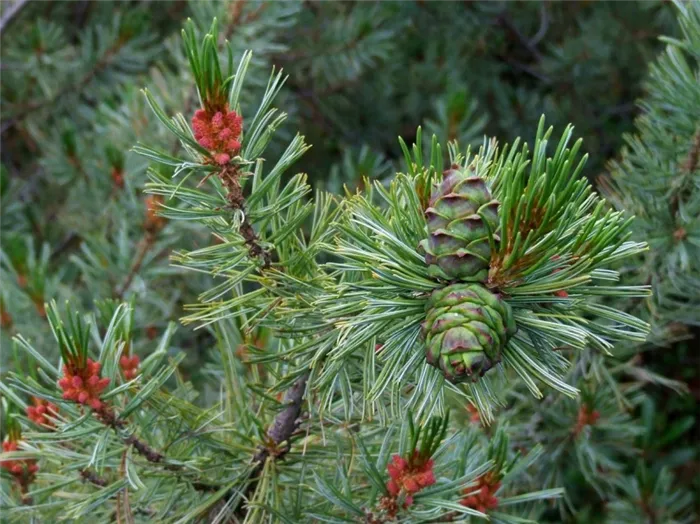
419, 167, 499, 282
423, 283, 516, 382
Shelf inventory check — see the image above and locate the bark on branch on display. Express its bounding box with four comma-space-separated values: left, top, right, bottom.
232, 372, 309, 518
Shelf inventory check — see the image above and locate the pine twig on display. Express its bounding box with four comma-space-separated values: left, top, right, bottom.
92, 405, 226, 495
234, 372, 309, 516
80, 468, 109, 487
95, 407, 164, 464
1, 36, 130, 132
219, 165, 271, 268
115, 232, 155, 299
116, 450, 136, 524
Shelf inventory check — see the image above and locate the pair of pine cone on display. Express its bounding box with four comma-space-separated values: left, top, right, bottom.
419, 168, 516, 383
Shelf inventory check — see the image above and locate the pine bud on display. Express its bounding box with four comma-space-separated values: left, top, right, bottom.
1, 438, 39, 485
192, 106, 243, 165
466, 403, 481, 424
144, 195, 167, 234
460, 471, 501, 513
26, 397, 59, 428
57, 358, 110, 411
0, 302, 11, 330
386, 450, 436, 508
120, 354, 140, 380
573, 405, 601, 435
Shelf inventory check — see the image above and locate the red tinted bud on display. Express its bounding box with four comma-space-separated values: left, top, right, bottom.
214, 153, 231, 165
403, 477, 419, 493
460, 471, 501, 513
225, 138, 241, 151
199, 137, 215, 149
466, 403, 481, 424
87, 358, 102, 375
27, 398, 59, 427
387, 479, 399, 496
385, 451, 436, 504
191, 106, 243, 165
58, 358, 110, 411
211, 112, 225, 130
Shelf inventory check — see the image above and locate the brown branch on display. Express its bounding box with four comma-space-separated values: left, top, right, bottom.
219, 165, 271, 268
95, 407, 164, 464
80, 468, 108, 487
92, 405, 226, 496
117, 450, 136, 524
229, 0, 246, 26
50, 232, 82, 262
640, 496, 658, 524
232, 372, 309, 517
114, 232, 156, 299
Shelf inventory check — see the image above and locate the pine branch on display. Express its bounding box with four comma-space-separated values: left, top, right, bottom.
80, 468, 108, 487
234, 371, 309, 516
1, 28, 132, 132
114, 232, 156, 300
94, 407, 164, 464
218, 165, 271, 269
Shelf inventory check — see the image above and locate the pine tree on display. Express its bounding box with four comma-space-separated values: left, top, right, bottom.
0, 16, 648, 524
1, 1, 698, 523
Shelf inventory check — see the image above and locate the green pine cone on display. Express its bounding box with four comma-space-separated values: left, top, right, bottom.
419, 167, 499, 282
423, 283, 516, 382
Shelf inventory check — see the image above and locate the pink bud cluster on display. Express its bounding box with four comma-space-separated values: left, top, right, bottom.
386, 451, 436, 507
120, 354, 140, 380
57, 358, 110, 410
26, 397, 59, 427
192, 106, 243, 165
1, 439, 38, 479
460, 471, 501, 514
